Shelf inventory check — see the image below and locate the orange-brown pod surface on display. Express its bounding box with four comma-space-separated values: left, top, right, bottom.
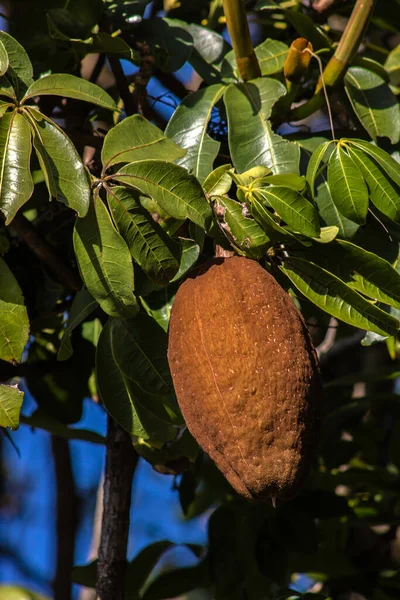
167, 257, 322, 501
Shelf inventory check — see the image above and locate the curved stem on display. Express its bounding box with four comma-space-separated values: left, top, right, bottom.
222, 0, 261, 81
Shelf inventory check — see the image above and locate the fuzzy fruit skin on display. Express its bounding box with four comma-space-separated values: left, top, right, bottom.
167, 257, 322, 501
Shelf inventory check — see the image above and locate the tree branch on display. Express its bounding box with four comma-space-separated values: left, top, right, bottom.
96, 416, 138, 600
10, 213, 82, 292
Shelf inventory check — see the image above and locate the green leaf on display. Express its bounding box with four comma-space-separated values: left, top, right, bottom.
0, 111, 34, 224
165, 84, 225, 183
142, 562, 209, 600
346, 138, 400, 187
327, 146, 369, 224
385, 44, 400, 86
96, 320, 177, 441
0, 32, 33, 98
306, 140, 334, 196
73, 197, 139, 318
23, 74, 118, 111
25, 108, 90, 217
0, 257, 29, 363
102, 115, 186, 171
249, 192, 299, 242
313, 226, 339, 243
133, 18, 193, 73
213, 195, 271, 258
20, 413, 105, 445
107, 186, 181, 285
140, 287, 176, 333
186, 23, 230, 84
0, 40, 9, 77
0, 585, 50, 600
344, 67, 400, 144
284, 9, 332, 51
72, 561, 97, 589
0, 384, 24, 429
259, 173, 306, 192
114, 160, 212, 229
224, 78, 300, 174
255, 38, 288, 76
58, 289, 98, 361
170, 238, 200, 282
125, 541, 175, 599
280, 256, 400, 336
203, 164, 233, 197
345, 143, 400, 223
251, 186, 320, 237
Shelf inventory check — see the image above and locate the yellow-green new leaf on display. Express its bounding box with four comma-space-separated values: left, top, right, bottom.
102, 115, 186, 171
255, 38, 288, 76
281, 256, 400, 337
23, 73, 118, 111
0, 257, 29, 363
327, 146, 369, 224
73, 198, 139, 318
0, 384, 24, 429
0, 111, 34, 224
114, 160, 212, 229
26, 109, 90, 217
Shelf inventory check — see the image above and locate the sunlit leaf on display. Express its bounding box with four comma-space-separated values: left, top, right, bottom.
346, 139, 400, 187
255, 38, 288, 75
281, 256, 400, 336
203, 164, 233, 197
0, 40, 9, 77
26, 108, 90, 217
107, 186, 181, 285
0, 257, 29, 363
344, 67, 400, 143
385, 44, 400, 86
224, 78, 300, 174
0, 31, 33, 98
306, 140, 334, 196
102, 114, 186, 171
327, 146, 369, 224
23, 74, 118, 111
0, 111, 33, 224
114, 160, 212, 228
0, 384, 24, 429
165, 83, 225, 183
186, 23, 230, 83
73, 198, 139, 318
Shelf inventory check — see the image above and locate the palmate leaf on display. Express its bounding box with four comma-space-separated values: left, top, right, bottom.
0, 111, 34, 224
306, 140, 334, 196
22, 73, 118, 111
96, 320, 176, 442
224, 78, 300, 174
344, 67, 400, 144
58, 289, 98, 361
280, 256, 400, 336
114, 160, 212, 229
165, 83, 225, 183
101, 115, 186, 171
249, 192, 299, 243
25, 108, 90, 217
203, 164, 233, 197
186, 23, 230, 84
255, 38, 288, 76
327, 146, 369, 224
345, 137, 400, 187
213, 195, 271, 258
106, 186, 181, 285
0, 257, 29, 363
0, 384, 24, 429
345, 143, 400, 223
0, 31, 33, 98
73, 197, 139, 318
251, 185, 320, 237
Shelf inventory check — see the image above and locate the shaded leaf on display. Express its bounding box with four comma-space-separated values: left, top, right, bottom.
133, 18, 193, 73
58, 289, 98, 361
252, 186, 320, 237
203, 164, 233, 197
73, 198, 139, 318
102, 114, 186, 171
281, 256, 399, 336
23, 74, 118, 111
344, 67, 400, 143
107, 186, 181, 285
96, 320, 176, 441
0, 31, 33, 98
327, 145, 369, 224
142, 561, 209, 600
0, 40, 9, 77
0, 257, 29, 363
115, 160, 212, 228
224, 78, 300, 174
284, 9, 332, 51
26, 108, 90, 217
0, 111, 34, 224
0, 384, 24, 429
165, 84, 225, 183
125, 541, 175, 599
255, 38, 288, 76
140, 286, 176, 333
170, 238, 200, 282
186, 23, 230, 84
213, 195, 271, 258
385, 44, 400, 86
20, 413, 105, 445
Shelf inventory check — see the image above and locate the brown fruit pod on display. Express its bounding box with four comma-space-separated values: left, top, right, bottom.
167, 257, 322, 501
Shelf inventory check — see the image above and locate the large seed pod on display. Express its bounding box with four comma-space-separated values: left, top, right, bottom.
167, 256, 322, 501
